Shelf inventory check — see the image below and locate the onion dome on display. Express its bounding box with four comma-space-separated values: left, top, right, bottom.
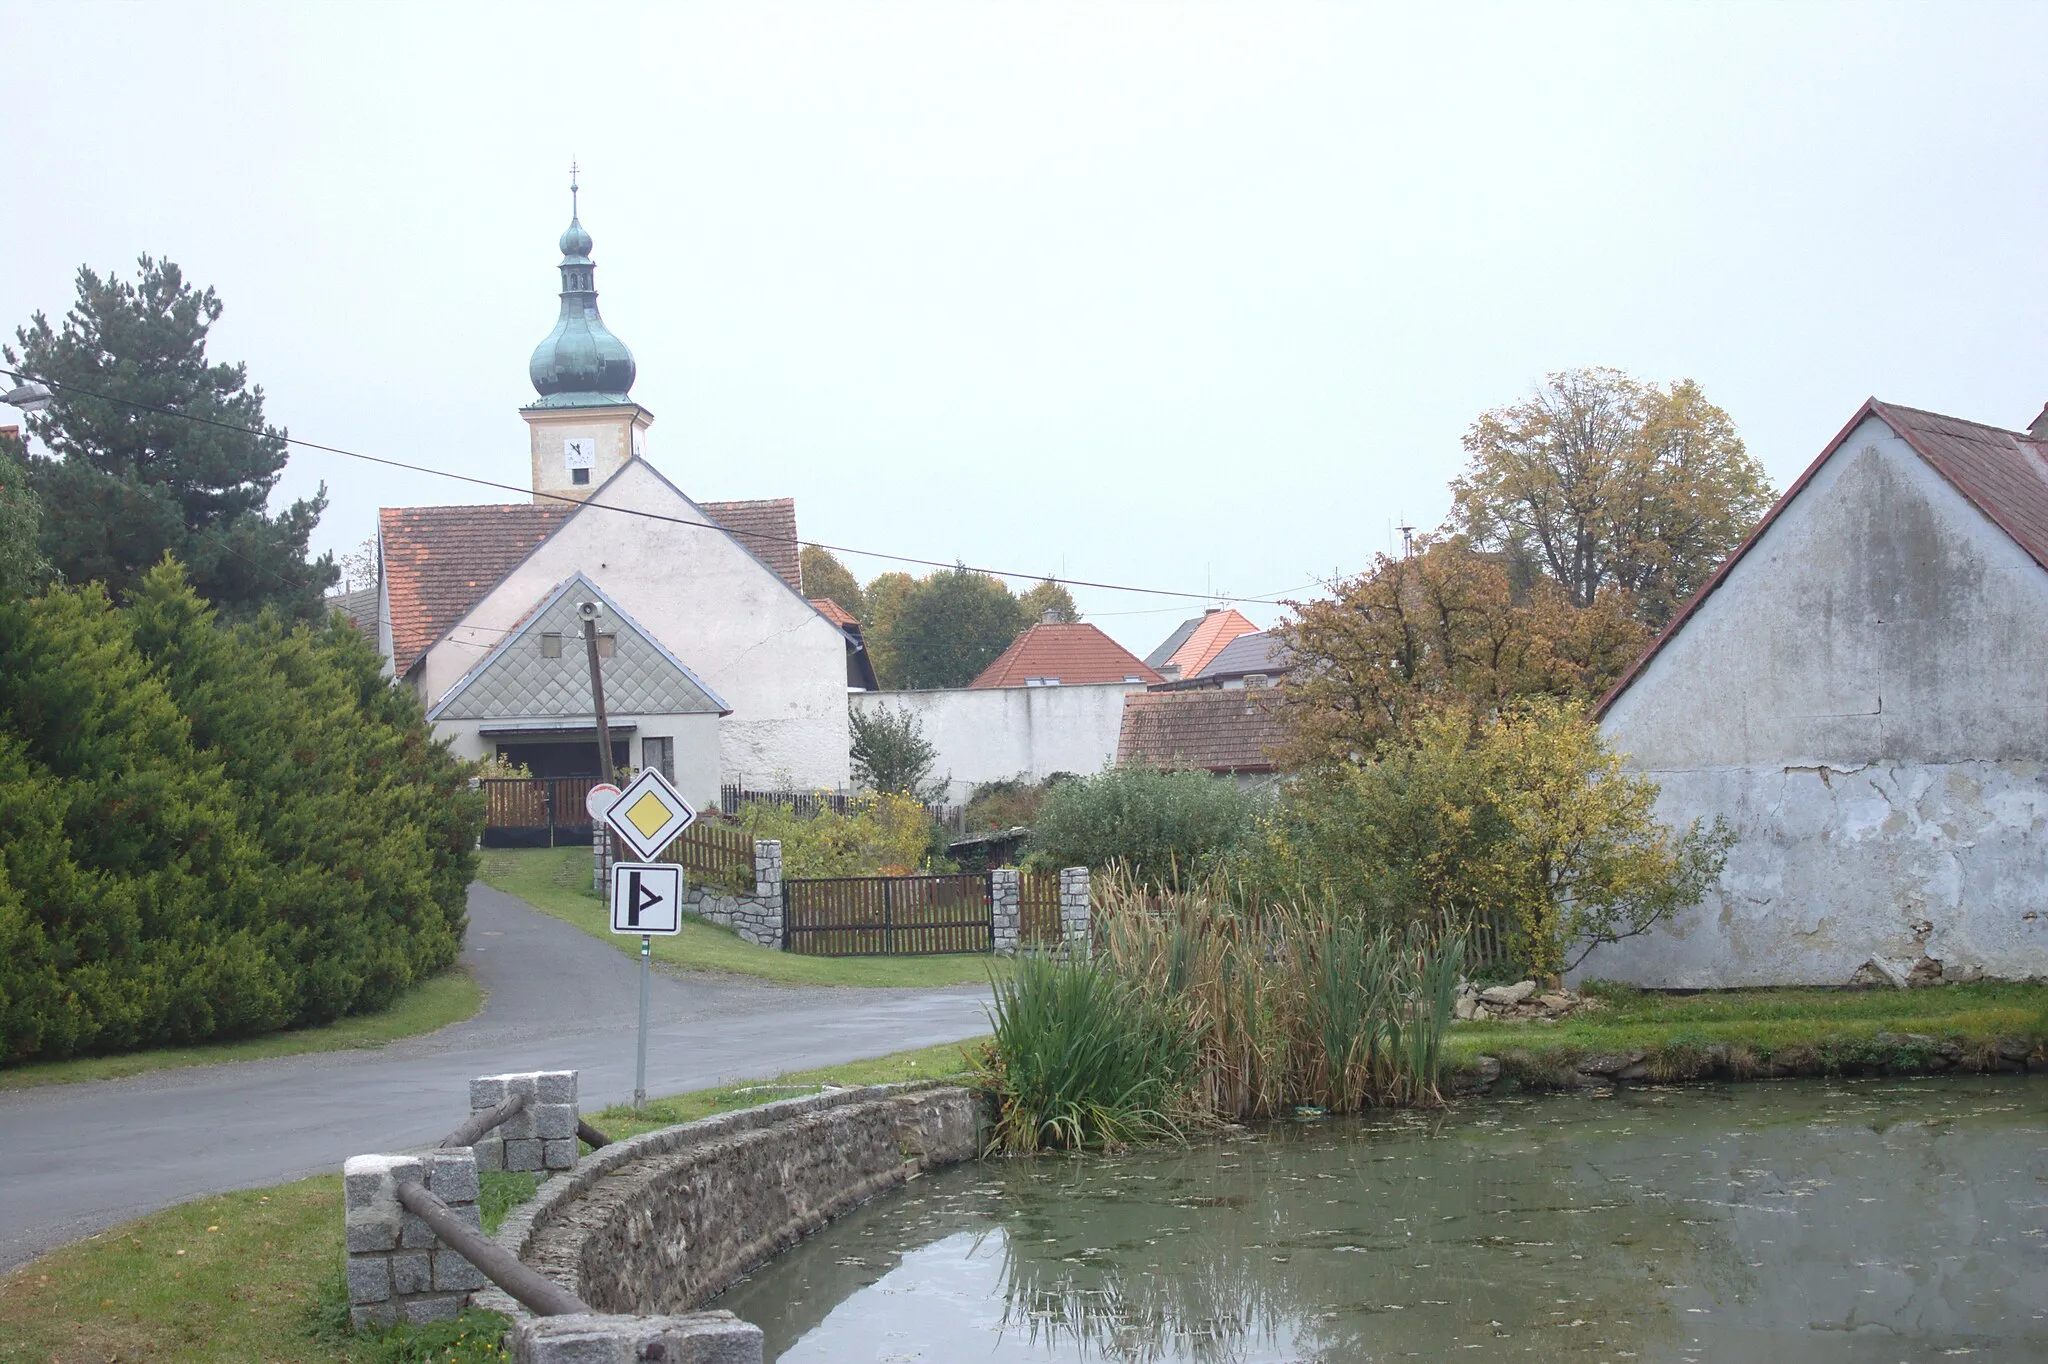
528, 177, 636, 407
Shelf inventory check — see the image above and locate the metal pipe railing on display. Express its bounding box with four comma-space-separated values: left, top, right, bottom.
394, 1181, 590, 1317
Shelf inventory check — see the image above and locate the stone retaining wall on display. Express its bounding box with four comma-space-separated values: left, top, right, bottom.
478, 1082, 979, 1320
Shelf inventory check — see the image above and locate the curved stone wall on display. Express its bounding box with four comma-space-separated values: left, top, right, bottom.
480, 1082, 979, 1320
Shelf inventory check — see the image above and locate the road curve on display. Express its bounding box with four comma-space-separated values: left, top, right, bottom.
0, 882, 993, 1271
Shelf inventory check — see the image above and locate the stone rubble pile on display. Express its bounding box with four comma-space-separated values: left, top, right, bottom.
1451, 979, 1594, 1023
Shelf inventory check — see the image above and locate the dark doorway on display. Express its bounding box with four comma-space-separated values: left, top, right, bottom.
496, 739, 630, 779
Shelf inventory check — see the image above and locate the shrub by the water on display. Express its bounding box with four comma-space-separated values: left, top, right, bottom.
979, 950, 1201, 1153
0, 563, 481, 1063
1025, 765, 1264, 882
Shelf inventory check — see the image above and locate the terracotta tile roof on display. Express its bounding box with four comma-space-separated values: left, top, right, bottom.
1118, 687, 1285, 773
701, 498, 801, 594
380, 504, 572, 676
1596, 398, 2048, 717
1143, 616, 1203, 670
1162, 608, 1260, 679
970, 623, 1162, 689
809, 597, 859, 628
1196, 629, 1291, 680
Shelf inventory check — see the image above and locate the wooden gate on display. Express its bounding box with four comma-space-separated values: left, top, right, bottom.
1018, 871, 1064, 948
783, 873, 993, 956
482, 777, 603, 847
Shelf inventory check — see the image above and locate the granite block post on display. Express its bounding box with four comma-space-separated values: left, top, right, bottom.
470, 1071, 581, 1175
990, 868, 1021, 955
343, 1149, 484, 1330
512, 1312, 763, 1364
592, 827, 613, 898
1059, 866, 1091, 958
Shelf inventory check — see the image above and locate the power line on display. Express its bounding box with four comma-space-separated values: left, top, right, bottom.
7, 370, 1318, 608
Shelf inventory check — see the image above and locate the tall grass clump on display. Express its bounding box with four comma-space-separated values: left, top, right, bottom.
980, 950, 1200, 1154
979, 871, 1464, 1150
1096, 872, 1463, 1121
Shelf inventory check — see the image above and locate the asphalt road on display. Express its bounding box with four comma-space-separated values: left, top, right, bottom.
0, 882, 994, 1271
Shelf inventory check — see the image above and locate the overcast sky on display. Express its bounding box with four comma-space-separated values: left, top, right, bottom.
6, 2, 2045, 651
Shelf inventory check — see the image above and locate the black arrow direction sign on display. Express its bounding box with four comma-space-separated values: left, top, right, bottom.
625, 871, 663, 929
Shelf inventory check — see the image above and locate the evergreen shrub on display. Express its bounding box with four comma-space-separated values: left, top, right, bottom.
0, 562, 481, 1062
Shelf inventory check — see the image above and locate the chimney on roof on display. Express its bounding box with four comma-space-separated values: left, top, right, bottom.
2030, 403, 2048, 441
1041, 608, 1060, 625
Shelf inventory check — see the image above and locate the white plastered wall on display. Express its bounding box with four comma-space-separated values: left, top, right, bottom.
1591, 416, 2048, 986
850, 682, 1142, 803
414, 460, 851, 792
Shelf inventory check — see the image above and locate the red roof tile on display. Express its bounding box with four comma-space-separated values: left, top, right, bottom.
970, 623, 1162, 689
1117, 688, 1285, 773
1596, 398, 2048, 717
380, 504, 572, 676
1163, 608, 1259, 679
809, 597, 860, 628
700, 498, 802, 594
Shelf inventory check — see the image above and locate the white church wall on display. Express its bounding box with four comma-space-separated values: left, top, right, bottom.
417, 461, 851, 792
1590, 416, 2048, 986
851, 682, 1142, 804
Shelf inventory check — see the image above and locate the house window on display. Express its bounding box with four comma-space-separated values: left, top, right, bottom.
641, 736, 674, 783
540, 632, 563, 658
596, 633, 615, 659
571, 467, 590, 485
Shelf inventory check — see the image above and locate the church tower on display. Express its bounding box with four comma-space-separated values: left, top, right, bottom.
522, 171, 653, 503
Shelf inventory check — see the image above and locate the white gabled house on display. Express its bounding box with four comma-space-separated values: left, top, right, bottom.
372, 190, 865, 800
1592, 398, 2048, 988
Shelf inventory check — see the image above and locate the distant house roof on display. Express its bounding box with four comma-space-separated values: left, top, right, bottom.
700, 498, 801, 594
1596, 398, 2048, 718
1196, 629, 1290, 681
970, 623, 1162, 689
1117, 688, 1285, 773
380, 503, 574, 676
325, 584, 379, 640
378, 487, 806, 678
1145, 608, 1260, 679
809, 597, 859, 628
1143, 615, 1203, 670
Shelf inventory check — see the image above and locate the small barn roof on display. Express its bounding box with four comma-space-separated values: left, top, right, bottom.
1595, 398, 2048, 718
1117, 687, 1285, 773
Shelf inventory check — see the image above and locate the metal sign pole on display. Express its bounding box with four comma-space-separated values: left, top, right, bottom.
635, 933, 651, 1111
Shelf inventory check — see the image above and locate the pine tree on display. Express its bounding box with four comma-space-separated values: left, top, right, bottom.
0, 428, 50, 598
6, 257, 337, 617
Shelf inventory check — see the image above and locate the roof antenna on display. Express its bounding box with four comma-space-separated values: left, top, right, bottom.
1396, 522, 1415, 559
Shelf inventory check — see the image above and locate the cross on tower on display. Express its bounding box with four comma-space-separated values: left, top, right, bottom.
570, 160, 579, 212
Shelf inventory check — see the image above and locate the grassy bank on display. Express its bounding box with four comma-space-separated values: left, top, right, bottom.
1448, 980, 2048, 1085
477, 846, 1006, 989
0, 969, 484, 1092
0, 1039, 985, 1364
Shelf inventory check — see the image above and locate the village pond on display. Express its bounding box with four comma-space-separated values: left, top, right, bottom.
716, 1075, 2046, 1362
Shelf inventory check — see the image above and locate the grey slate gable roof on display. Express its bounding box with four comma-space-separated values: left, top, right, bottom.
1144, 616, 1203, 670
428, 573, 731, 723
1198, 630, 1290, 680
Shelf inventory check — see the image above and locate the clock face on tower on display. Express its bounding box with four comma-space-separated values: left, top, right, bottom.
563, 438, 595, 471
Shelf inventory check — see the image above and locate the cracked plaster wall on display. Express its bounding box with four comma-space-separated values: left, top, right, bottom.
1591, 417, 2048, 986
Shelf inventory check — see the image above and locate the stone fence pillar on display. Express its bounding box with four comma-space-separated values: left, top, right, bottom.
470, 1070, 581, 1175
990, 868, 1021, 954
753, 838, 782, 900
1059, 866, 1091, 957
343, 1150, 486, 1329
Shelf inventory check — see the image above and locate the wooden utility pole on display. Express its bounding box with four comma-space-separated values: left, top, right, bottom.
581, 604, 615, 785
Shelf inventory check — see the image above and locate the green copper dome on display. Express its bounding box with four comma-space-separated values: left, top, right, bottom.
528, 187, 636, 408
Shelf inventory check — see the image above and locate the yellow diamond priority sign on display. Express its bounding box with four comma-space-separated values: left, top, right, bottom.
601, 768, 697, 861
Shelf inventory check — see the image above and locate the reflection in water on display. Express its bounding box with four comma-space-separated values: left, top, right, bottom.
714, 1077, 2048, 1362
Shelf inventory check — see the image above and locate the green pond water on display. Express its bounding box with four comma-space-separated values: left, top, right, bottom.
715, 1076, 2047, 1363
